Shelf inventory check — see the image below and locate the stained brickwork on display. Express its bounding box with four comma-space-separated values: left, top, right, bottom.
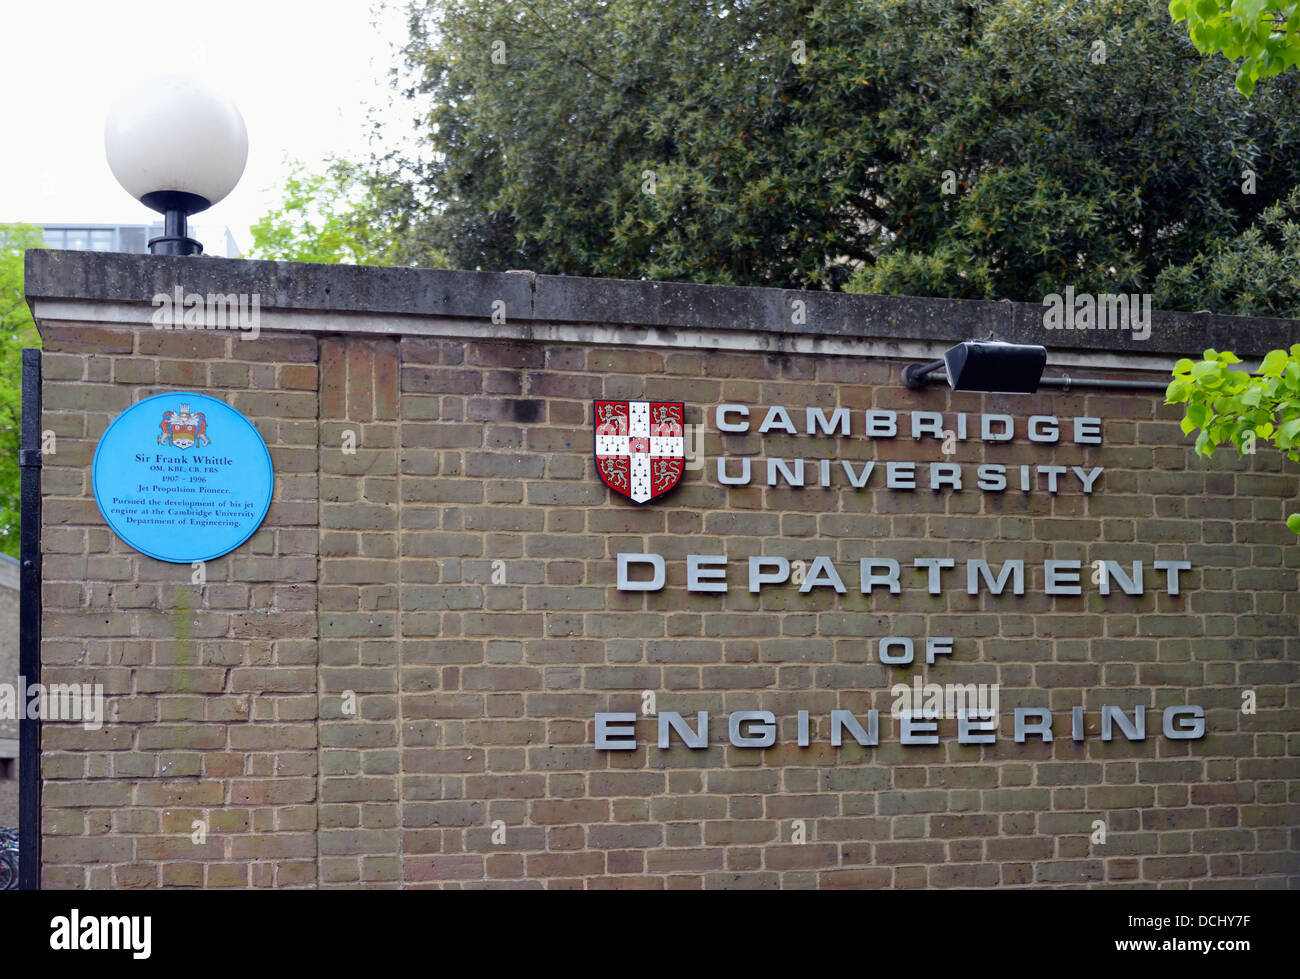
38, 324, 319, 888
26, 255, 1300, 889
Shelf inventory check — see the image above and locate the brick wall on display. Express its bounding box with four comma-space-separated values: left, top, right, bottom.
39, 325, 320, 887
35, 330, 1300, 889
27, 255, 1300, 889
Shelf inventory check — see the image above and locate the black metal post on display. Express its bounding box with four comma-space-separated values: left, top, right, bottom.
18, 348, 42, 890
141, 190, 208, 256
148, 209, 203, 256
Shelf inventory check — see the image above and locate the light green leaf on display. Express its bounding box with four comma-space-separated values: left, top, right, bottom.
1260, 349, 1289, 376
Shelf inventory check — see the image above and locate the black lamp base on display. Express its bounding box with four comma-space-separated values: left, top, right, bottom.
140, 190, 211, 257
147, 229, 203, 256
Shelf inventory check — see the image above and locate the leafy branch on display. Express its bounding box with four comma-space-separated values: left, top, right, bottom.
1169, 0, 1300, 94
1166, 345, 1300, 532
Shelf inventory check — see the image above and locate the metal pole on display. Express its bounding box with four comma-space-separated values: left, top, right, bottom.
147, 209, 203, 256
900, 368, 1170, 392
18, 348, 42, 890
1038, 375, 1171, 392
141, 190, 207, 256
901, 360, 945, 388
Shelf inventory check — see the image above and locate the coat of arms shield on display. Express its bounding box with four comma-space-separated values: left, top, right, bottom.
158, 403, 210, 450
594, 400, 685, 504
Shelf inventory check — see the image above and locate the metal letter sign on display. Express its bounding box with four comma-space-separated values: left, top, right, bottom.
92, 391, 274, 563
594, 400, 685, 504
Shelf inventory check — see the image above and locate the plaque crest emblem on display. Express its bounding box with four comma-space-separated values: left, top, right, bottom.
594, 400, 685, 504
158, 403, 211, 450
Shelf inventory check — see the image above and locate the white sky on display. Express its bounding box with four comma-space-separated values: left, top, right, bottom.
0, 0, 413, 254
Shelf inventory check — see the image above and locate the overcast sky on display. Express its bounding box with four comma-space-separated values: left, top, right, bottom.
0, 0, 411, 254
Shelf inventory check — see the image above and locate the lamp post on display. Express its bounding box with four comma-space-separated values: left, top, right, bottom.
104, 75, 248, 256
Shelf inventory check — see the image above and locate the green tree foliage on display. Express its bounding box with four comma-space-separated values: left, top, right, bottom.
0, 225, 42, 557
1163, 3, 1300, 533
845, 0, 1300, 300
1166, 347, 1300, 532
1169, 0, 1300, 94
1154, 185, 1300, 317
248, 158, 447, 267
359, 0, 1300, 302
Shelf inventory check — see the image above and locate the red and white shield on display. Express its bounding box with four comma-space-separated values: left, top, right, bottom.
594, 400, 685, 504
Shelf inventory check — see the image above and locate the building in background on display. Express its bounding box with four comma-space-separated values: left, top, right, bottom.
40, 222, 240, 258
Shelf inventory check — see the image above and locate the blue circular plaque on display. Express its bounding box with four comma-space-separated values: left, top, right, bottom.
91, 391, 275, 563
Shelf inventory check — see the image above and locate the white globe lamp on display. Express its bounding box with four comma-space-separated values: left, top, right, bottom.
104, 75, 248, 255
